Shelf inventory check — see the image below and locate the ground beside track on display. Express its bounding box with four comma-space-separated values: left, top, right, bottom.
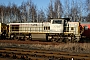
0, 40, 90, 54
0, 57, 21, 60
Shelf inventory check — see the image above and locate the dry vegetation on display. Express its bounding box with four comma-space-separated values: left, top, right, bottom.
0, 43, 90, 54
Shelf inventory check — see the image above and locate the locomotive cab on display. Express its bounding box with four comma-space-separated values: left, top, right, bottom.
49, 18, 82, 42
50, 18, 70, 33
50, 19, 64, 33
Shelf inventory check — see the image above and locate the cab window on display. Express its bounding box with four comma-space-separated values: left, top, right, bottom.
52, 20, 62, 24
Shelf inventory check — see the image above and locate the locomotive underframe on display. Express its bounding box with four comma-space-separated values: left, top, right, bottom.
9, 32, 80, 43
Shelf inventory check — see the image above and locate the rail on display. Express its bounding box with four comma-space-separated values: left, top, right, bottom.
0, 48, 90, 60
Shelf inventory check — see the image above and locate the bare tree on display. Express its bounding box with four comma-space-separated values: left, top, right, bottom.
77, 0, 87, 22
26, 0, 32, 22
0, 0, 89, 23
11, 3, 20, 22
69, 0, 80, 22
20, 1, 27, 23
31, 3, 37, 22
24, 0, 37, 22
86, 0, 90, 22
46, 0, 54, 21
5, 4, 11, 23
0, 5, 5, 23
86, 0, 90, 13
86, 13, 90, 22
63, 0, 70, 18
38, 9, 46, 22
54, 0, 63, 18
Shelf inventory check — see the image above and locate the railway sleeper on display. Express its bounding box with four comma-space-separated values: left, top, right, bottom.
0, 52, 90, 60
1, 53, 28, 59
9, 53, 49, 60
1, 48, 90, 58
1, 48, 90, 57
0, 49, 90, 60
25, 52, 59, 59
1, 53, 7, 57
54, 54, 90, 60
28, 56, 49, 60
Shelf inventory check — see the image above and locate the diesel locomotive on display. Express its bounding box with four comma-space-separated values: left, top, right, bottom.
0, 18, 86, 43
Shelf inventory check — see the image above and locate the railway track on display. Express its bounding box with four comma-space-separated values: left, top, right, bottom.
0, 48, 90, 60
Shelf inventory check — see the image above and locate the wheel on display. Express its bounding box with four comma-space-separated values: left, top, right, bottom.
10, 35, 14, 40
51, 38, 57, 42
71, 34, 75, 43
29, 34, 32, 40
64, 38, 71, 43
57, 34, 63, 43
57, 38, 63, 43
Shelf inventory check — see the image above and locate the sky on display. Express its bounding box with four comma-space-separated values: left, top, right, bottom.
0, 0, 51, 9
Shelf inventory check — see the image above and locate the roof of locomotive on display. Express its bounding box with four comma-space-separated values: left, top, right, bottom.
9, 22, 50, 24
8, 22, 50, 26
50, 18, 70, 21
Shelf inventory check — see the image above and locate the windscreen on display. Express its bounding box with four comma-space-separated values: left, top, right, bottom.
52, 20, 62, 24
